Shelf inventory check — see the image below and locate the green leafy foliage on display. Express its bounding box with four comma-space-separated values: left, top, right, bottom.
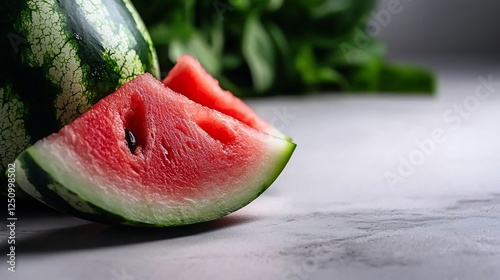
131, 0, 435, 96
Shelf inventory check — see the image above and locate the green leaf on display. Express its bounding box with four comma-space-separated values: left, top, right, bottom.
311, 0, 352, 18
294, 44, 346, 88
266, 0, 284, 11
267, 22, 289, 62
378, 63, 436, 93
266, 22, 292, 79
168, 32, 222, 76
294, 44, 317, 85
221, 54, 243, 70
209, 22, 225, 56
148, 24, 172, 45
229, 0, 251, 11
242, 15, 275, 93
343, 59, 382, 92
330, 37, 386, 66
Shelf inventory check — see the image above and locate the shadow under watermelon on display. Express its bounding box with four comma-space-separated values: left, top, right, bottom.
5, 212, 258, 254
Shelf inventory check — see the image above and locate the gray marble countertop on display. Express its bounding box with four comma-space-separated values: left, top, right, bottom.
2, 58, 500, 280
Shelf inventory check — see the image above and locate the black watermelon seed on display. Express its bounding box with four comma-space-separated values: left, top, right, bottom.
125, 129, 137, 154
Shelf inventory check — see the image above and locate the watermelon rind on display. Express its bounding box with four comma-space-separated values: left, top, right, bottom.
0, 0, 160, 196
15, 134, 296, 227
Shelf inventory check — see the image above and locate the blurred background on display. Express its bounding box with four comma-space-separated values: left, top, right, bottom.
377, 0, 500, 59
130, 0, 442, 97
130, 0, 498, 94
129, 0, 500, 98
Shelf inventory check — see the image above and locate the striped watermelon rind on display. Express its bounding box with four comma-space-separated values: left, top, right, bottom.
15, 139, 296, 226
0, 0, 160, 193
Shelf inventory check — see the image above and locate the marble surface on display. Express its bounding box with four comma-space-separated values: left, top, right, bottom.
2, 59, 500, 280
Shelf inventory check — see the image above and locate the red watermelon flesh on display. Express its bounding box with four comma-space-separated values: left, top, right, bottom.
15, 73, 296, 226
163, 55, 289, 140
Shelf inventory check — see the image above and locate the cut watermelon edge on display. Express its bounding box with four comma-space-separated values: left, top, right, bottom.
12, 69, 297, 226
15, 134, 296, 226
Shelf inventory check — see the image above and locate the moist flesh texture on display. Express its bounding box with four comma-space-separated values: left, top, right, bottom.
16, 73, 295, 226
163, 55, 289, 140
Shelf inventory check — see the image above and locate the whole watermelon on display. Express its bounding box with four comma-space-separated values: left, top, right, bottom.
0, 0, 160, 196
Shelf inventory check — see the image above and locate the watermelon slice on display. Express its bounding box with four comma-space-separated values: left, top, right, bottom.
163, 55, 290, 140
14, 73, 295, 226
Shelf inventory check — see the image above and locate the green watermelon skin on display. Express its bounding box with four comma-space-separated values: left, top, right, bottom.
15, 145, 295, 227
14, 73, 296, 227
0, 0, 159, 194
13, 155, 132, 225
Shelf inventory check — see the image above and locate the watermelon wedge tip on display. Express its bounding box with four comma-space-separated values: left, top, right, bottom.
163, 55, 291, 141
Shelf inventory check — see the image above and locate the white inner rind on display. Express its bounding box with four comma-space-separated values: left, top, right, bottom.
25, 130, 295, 225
